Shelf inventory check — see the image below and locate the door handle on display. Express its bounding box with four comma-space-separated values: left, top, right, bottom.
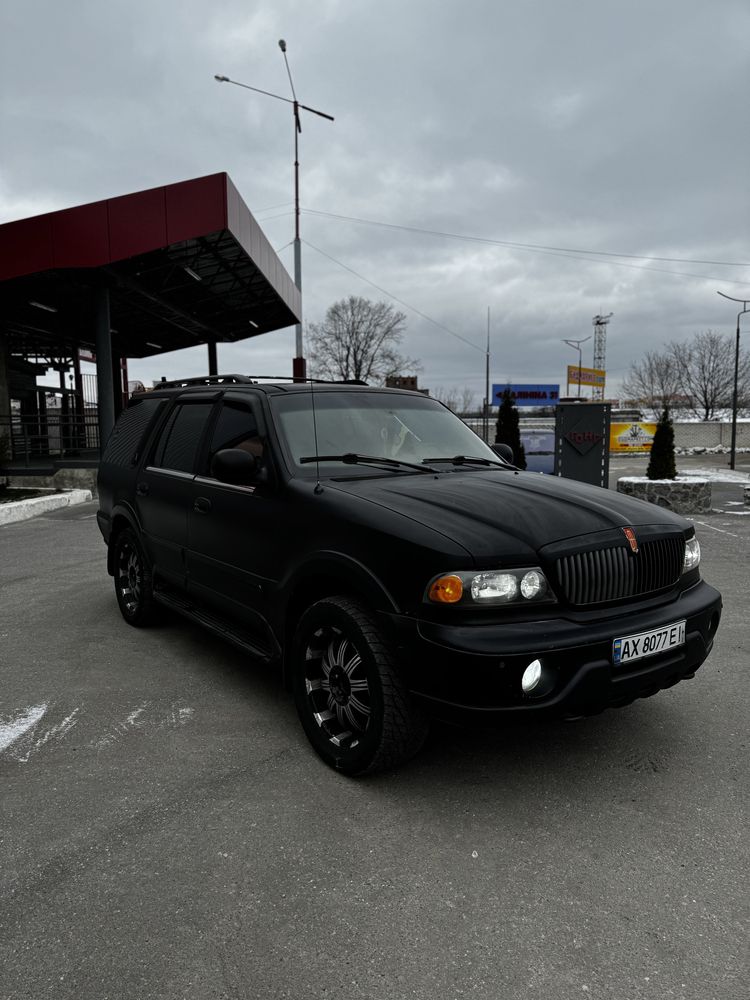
194, 497, 212, 514
136, 483, 149, 497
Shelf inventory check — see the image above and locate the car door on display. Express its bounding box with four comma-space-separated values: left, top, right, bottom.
187, 393, 280, 638
135, 395, 217, 590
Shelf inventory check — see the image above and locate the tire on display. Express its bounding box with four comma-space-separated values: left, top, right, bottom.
112, 527, 157, 627
291, 596, 428, 775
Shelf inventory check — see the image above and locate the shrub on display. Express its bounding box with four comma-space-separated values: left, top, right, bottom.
647, 408, 677, 480
494, 389, 527, 469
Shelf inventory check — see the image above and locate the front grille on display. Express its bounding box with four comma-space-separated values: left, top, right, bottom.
554, 535, 685, 606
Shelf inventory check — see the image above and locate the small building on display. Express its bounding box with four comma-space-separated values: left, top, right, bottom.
385, 376, 429, 394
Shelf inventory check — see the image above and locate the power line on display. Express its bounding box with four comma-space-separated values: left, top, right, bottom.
254, 200, 294, 213
257, 211, 295, 223
303, 208, 750, 277
302, 239, 485, 354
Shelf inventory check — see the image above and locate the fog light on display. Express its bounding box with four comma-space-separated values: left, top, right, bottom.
521, 659, 543, 693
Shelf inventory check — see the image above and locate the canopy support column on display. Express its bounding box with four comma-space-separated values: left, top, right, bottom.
95, 284, 116, 450
0, 333, 11, 463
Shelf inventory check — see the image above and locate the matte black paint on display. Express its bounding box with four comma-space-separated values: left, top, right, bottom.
97, 383, 722, 720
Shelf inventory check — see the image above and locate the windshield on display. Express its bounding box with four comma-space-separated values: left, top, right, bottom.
271, 390, 501, 474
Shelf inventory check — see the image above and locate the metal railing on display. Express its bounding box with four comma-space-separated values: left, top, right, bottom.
0, 412, 101, 466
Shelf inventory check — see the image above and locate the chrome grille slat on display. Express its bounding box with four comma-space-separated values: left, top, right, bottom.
554, 536, 685, 607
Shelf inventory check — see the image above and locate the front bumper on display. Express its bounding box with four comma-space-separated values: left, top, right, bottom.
388, 580, 722, 722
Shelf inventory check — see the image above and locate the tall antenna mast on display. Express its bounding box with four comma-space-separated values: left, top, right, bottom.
484, 307, 490, 442
591, 312, 613, 400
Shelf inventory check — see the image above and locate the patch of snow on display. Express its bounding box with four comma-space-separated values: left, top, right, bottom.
676, 446, 750, 456
0, 704, 48, 753
14, 708, 80, 763
126, 704, 148, 726
619, 469, 749, 484
678, 468, 750, 483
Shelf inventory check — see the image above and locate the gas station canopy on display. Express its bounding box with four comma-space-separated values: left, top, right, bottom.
0, 172, 301, 359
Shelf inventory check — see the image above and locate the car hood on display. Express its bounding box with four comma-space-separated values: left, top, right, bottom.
327, 469, 686, 561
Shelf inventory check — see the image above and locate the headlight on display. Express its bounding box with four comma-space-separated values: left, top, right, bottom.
683, 536, 701, 573
471, 572, 519, 601
427, 567, 554, 606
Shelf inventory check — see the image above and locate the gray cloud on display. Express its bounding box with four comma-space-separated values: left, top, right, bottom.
1, 0, 748, 400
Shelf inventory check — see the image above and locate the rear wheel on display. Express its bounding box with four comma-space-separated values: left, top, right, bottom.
291, 596, 428, 775
112, 527, 157, 627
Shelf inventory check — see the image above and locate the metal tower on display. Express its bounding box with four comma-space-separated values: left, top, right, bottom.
591, 312, 613, 399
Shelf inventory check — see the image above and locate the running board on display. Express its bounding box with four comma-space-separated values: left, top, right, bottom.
154, 590, 276, 664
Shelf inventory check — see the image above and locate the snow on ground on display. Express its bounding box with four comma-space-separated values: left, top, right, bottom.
0, 704, 48, 752
618, 469, 749, 483
677, 468, 750, 483
676, 446, 750, 456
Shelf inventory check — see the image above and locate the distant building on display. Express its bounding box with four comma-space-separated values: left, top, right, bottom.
385, 376, 429, 395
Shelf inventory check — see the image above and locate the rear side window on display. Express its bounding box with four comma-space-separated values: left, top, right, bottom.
151, 402, 214, 474
101, 397, 165, 468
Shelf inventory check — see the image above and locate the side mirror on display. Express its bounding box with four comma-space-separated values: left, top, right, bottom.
491, 443, 514, 464
211, 448, 259, 485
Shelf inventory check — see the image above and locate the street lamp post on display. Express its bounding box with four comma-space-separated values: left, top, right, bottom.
563, 337, 591, 398
215, 42, 334, 381
717, 290, 749, 471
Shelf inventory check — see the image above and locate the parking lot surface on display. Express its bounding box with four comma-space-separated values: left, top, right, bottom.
1, 478, 748, 999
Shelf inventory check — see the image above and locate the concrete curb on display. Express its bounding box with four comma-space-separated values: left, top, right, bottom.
0, 489, 93, 527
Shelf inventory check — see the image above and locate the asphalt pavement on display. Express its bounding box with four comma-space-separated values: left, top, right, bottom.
1, 485, 748, 1000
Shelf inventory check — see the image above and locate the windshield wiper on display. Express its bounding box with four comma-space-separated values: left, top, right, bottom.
300, 453, 436, 473
423, 455, 504, 467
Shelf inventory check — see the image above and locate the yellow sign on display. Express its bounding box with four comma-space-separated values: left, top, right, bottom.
610, 422, 657, 453
567, 365, 606, 387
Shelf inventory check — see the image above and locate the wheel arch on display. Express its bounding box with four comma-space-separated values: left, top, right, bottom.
277, 552, 399, 688
106, 504, 142, 576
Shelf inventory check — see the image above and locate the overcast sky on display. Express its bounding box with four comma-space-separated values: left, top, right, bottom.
2, 0, 748, 402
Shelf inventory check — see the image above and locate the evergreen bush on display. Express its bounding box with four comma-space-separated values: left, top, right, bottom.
494, 388, 527, 469
647, 408, 677, 480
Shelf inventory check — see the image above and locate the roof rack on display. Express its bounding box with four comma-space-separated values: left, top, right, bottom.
156, 374, 256, 389
154, 374, 370, 389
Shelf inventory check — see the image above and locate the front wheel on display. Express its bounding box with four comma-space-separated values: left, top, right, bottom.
112, 527, 157, 627
291, 596, 428, 775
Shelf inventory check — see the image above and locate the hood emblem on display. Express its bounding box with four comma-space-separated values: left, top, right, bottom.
622, 527, 639, 554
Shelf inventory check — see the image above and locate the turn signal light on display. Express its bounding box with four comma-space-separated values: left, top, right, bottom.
429, 574, 464, 603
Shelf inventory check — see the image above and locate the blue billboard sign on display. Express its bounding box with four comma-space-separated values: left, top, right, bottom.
492, 384, 560, 406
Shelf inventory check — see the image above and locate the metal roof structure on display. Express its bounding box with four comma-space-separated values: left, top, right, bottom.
0, 172, 301, 360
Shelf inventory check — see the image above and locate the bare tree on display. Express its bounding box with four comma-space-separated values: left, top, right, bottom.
621, 351, 681, 418
307, 296, 420, 384
433, 386, 477, 415
667, 330, 750, 420
459, 386, 477, 416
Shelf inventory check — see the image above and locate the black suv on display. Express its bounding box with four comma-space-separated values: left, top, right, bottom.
97, 375, 722, 774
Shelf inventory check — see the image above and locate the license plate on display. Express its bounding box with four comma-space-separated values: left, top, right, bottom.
613, 620, 686, 665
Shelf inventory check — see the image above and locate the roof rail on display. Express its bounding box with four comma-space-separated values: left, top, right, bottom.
156, 374, 256, 389
154, 374, 371, 389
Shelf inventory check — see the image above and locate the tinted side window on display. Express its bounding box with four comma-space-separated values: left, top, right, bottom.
102, 397, 165, 468
152, 403, 214, 473
208, 401, 262, 470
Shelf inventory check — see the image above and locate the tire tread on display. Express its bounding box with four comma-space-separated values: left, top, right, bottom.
294, 596, 428, 775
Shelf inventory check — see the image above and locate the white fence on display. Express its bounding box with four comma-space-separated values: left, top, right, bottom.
672, 422, 750, 449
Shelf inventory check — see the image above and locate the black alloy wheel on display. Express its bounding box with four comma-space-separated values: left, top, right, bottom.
292, 596, 428, 775
112, 527, 157, 627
